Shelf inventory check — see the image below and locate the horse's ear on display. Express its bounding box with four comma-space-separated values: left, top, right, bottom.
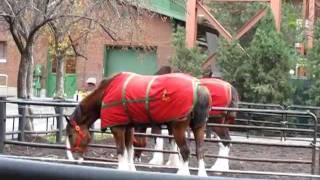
64, 115, 71, 125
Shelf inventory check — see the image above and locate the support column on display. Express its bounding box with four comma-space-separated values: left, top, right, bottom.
0, 97, 6, 153
306, 0, 315, 49
186, 0, 197, 48
270, 0, 282, 32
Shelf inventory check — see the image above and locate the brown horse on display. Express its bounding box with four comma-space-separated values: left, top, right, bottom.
65, 72, 211, 176
133, 67, 239, 171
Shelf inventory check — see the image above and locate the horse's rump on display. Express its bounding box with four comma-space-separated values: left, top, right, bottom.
200, 78, 232, 121
101, 72, 198, 129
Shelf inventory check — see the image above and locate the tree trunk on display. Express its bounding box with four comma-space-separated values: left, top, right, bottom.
17, 45, 35, 134
55, 52, 65, 99
17, 56, 28, 99
26, 46, 34, 99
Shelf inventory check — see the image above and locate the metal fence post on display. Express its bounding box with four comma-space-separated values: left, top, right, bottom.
56, 106, 63, 143
18, 105, 26, 141
0, 96, 6, 153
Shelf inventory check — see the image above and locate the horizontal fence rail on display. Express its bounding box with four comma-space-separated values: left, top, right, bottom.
0, 156, 250, 180
1, 155, 320, 179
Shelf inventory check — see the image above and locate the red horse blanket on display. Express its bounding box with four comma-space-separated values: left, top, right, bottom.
200, 78, 232, 117
101, 72, 199, 128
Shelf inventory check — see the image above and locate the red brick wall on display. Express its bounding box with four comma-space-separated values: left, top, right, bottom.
0, 24, 20, 87
0, 14, 175, 91
0, 23, 49, 87
75, 14, 175, 89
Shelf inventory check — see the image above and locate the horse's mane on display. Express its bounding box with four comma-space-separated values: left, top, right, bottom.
79, 74, 119, 109
155, 66, 172, 75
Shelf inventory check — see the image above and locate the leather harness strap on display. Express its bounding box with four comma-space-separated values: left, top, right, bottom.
145, 76, 157, 123
121, 74, 136, 123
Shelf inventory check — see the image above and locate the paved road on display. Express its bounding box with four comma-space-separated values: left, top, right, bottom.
4, 97, 101, 139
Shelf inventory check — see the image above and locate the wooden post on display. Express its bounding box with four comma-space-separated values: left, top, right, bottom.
186, 0, 197, 48
18, 105, 26, 141
0, 97, 6, 153
306, 0, 315, 49
270, 0, 282, 32
56, 106, 64, 143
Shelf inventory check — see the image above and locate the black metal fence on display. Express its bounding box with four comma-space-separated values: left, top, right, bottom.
0, 97, 320, 178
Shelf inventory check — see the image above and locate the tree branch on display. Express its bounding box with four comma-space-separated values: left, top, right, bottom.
69, 35, 87, 60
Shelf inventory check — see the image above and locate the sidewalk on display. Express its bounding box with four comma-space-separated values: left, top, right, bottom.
2, 87, 102, 139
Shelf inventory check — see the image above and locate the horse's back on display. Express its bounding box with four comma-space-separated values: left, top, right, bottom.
200, 78, 232, 116
101, 72, 198, 128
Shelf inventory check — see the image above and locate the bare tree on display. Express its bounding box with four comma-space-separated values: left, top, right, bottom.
0, 0, 77, 135
47, 0, 151, 99
0, 0, 75, 98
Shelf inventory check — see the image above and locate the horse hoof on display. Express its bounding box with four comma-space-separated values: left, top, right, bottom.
210, 164, 229, 175
166, 155, 180, 167
134, 157, 141, 163
198, 170, 207, 177
149, 156, 164, 165
77, 157, 84, 164
130, 164, 137, 171
166, 160, 179, 167
177, 169, 190, 176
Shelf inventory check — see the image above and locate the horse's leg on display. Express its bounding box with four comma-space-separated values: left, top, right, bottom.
192, 125, 207, 176
210, 119, 231, 171
133, 126, 147, 163
111, 126, 129, 170
169, 120, 190, 175
125, 126, 136, 171
149, 125, 164, 165
166, 127, 180, 167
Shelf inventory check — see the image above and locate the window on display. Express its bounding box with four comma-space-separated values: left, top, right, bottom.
0, 41, 7, 63
51, 56, 76, 74
66, 57, 76, 74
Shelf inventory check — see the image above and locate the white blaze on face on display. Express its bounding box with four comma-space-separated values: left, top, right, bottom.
66, 137, 75, 160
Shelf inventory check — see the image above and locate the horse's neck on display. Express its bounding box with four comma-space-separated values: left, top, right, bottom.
80, 99, 101, 127
80, 77, 111, 126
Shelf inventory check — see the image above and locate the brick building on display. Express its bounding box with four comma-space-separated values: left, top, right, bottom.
0, 1, 186, 98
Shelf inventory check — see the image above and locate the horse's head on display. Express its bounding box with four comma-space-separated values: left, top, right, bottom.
65, 105, 92, 161
64, 77, 113, 161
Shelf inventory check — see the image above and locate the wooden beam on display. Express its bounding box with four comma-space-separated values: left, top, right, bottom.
270, 0, 282, 32
235, 8, 267, 40
197, 1, 233, 42
186, 0, 197, 48
306, 0, 315, 49
209, 0, 270, 2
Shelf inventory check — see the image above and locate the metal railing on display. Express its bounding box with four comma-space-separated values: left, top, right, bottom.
0, 98, 320, 177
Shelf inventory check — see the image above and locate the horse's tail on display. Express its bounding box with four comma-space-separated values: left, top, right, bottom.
191, 85, 211, 129
226, 85, 239, 124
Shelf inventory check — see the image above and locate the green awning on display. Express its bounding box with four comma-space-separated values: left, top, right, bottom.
135, 0, 186, 21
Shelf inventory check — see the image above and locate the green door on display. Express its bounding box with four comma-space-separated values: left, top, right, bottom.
46, 56, 77, 98
104, 47, 157, 77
